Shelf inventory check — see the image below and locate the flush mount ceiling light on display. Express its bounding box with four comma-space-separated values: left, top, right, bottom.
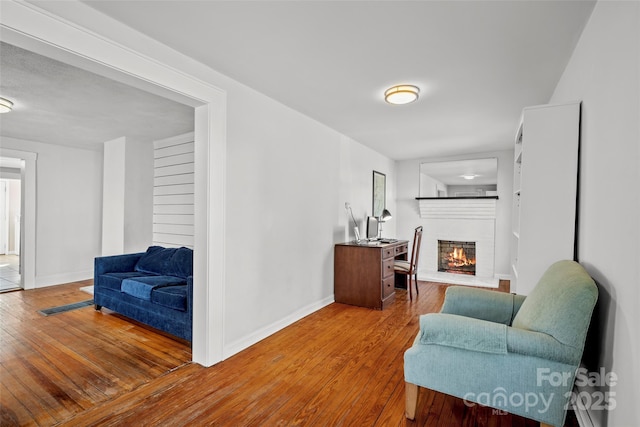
461, 174, 479, 180
0, 97, 14, 113
384, 85, 419, 105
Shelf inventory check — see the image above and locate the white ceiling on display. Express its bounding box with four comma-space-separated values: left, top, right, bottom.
1, 1, 595, 159
0, 42, 194, 150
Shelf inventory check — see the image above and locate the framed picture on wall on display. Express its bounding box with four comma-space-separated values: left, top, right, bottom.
372, 170, 386, 218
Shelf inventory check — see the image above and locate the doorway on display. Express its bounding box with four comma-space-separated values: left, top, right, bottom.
3, 1, 226, 365
0, 158, 23, 292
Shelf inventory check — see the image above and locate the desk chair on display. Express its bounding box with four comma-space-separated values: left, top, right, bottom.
394, 226, 423, 300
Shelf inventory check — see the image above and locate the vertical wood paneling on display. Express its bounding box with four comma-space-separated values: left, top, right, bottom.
153, 133, 194, 248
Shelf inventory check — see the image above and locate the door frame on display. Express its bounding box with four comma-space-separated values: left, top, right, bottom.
0, 150, 35, 289
1, 0, 227, 366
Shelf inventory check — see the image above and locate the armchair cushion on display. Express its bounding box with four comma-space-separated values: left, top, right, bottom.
441, 286, 517, 325
419, 313, 507, 354
512, 260, 598, 354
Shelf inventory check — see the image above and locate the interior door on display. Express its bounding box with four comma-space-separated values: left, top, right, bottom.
0, 180, 7, 255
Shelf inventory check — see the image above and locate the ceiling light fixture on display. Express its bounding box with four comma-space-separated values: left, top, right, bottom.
384, 85, 419, 105
461, 174, 478, 180
0, 97, 14, 113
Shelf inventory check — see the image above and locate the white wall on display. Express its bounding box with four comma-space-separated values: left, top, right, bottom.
549, 2, 639, 425
7, 179, 20, 254
102, 137, 125, 255
419, 173, 445, 197
124, 137, 153, 253
1, 136, 102, 287
103, 136, 154, 256
395, 150, 513, 278
0, 177, 21, 254
224, 82, 395, 352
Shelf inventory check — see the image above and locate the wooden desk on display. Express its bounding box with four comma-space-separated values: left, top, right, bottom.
334, 240, 409, 310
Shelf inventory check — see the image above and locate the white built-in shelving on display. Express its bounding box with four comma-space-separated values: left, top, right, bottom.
510, 102, 581, 295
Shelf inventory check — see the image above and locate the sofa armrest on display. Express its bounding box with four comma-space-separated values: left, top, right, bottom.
186, 276, 193, 311
507, 327, 579, 365
419, 313, 507, 354
441, 286, 517, 325
94, 252, 145, 277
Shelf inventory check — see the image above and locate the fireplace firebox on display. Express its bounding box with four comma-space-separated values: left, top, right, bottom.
438, 240, 476, 275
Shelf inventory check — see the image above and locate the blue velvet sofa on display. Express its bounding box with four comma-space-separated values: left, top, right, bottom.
94, 246, 193, 341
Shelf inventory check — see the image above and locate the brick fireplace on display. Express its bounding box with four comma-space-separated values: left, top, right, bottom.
417, 198, 498, 287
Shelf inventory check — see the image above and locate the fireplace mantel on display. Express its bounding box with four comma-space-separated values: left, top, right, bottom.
416, 197, 497, 220
415, 196, 499, 200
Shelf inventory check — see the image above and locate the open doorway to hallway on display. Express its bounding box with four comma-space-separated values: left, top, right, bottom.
0, 254, 21, 292
0, 168, 22, 292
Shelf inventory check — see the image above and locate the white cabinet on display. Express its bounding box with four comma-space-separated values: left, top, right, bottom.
511, 102, 581, 295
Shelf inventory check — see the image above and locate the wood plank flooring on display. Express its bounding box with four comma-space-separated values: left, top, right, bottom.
0, 280, 579, 426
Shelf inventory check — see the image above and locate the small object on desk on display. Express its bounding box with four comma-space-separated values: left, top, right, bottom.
379, 238, 398, 243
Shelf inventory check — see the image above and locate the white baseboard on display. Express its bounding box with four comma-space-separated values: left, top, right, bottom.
573, 405, 595, 427
223, 295, 335, 359
572, 383, 597, 427
35, 270, 93, 288
418, 271, 499, 288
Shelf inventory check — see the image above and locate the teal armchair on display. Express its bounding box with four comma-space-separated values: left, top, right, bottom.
404, 260, 598, 427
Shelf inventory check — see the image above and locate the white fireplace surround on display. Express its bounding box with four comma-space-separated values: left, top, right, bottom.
418, 199, 499, 288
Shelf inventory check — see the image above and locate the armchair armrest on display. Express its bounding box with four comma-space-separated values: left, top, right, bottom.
512, 294, 527, 320
419, 313, 507, 354
94, 252, 145, 277
441, 286, 519, 325
507, 327, 580, 365
419, 313, 579, 364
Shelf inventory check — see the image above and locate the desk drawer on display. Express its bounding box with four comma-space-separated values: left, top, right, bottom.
382, 276, 394, 298
382, 247, 395, 259
382, 258, 394, 279
395, 243, 408, 255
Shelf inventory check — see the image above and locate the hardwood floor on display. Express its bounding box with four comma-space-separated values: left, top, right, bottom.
0, 280, 579, 426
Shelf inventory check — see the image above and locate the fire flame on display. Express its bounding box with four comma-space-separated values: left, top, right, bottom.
447, 247, 476, 268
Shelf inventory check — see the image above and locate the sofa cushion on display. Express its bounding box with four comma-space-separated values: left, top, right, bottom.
151, 285, 188, 311
99, 271, 156, 291
121, 275, 187, 301
134, 246, 193, 278
169, 247, 193, 279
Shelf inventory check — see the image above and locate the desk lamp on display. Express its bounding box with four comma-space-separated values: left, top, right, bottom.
378, 209, 392, 239
345, 203, 361, 242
